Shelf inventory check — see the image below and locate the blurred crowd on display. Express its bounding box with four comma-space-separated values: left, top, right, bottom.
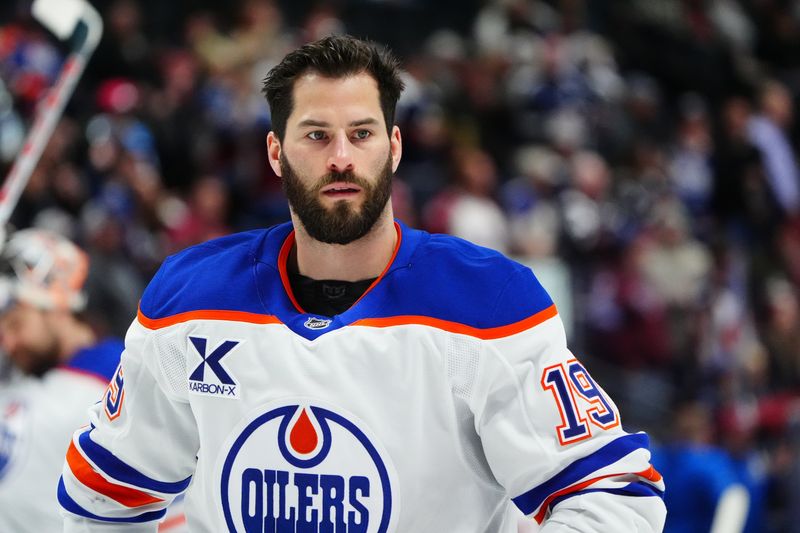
2, 0, 800, 530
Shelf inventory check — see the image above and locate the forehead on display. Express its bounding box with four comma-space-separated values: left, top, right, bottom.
288, 71, 384, 126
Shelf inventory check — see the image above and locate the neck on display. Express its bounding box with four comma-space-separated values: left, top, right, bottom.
54, 314, 97, 363
291, 207, 397, 281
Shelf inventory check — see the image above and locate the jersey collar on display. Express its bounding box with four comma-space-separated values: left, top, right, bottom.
257, 220, 422, 340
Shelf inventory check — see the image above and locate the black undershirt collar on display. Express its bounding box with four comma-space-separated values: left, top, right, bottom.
288, 269, 377, 317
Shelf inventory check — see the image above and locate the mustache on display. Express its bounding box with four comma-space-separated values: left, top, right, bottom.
312, 170, 371, 192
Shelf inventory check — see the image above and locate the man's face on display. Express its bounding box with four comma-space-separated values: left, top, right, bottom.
267, 71, 402, 244
0, 303, 59, 377
279, 151, 393, 245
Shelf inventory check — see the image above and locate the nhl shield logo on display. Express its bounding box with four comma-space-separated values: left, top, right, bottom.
304, 317, 332, 330
219, 401, 399, 532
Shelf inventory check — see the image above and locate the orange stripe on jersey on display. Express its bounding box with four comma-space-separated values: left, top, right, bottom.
277, 231, 305, 313
635, 465, 663, 483
66, 441, 163, 507
533, 471, 621, 524
351, 222, 403, 308
352, 303, 558, 340
531, 465, 663, 523
158, 513, 187, 531
137, 307, 282, 330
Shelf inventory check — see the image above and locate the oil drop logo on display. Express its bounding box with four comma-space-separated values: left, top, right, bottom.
219, 402, 398, 533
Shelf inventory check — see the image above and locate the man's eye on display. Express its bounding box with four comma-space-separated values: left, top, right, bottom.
353, 130, 371, 140
307, 131, 326, 141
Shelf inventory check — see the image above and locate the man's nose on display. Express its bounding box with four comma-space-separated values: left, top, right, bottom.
326, 134, 355, 173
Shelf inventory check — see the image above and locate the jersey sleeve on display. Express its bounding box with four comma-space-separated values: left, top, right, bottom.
59, 316, 199, 531
473, 268, 666, 531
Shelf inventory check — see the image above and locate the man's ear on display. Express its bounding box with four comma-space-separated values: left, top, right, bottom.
267, 131, 282, 177
390, 125, 402, 173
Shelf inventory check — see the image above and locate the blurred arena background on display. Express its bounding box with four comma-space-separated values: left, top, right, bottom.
2, 0, 800, 530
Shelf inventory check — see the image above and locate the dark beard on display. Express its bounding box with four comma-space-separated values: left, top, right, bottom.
25, 350, 59, 378
280, 153, 393, 245
16, 342, 59, 378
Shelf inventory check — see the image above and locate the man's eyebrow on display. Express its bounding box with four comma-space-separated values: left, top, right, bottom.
297, 118, 381, 128
349, 118, 380, 127
297, 119, 330, 128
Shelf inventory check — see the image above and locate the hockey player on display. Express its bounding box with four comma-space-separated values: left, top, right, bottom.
0, 229, 124, 531
60, 36, 666, 531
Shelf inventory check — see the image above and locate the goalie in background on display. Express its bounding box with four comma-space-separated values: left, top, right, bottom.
0, 229, 126, 532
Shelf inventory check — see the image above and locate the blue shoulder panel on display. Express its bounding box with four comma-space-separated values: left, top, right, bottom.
139, 225, 292, 320
138, 221, 554, 338
65, 338, 124, 382
343, 224, 554, 329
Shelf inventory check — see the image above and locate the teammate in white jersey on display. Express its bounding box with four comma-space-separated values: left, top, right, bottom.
60, 36, 667, 532
0, 229, 125, 532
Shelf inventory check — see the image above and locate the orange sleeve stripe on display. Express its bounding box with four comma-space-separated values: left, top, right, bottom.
66, 441, 163, 508
533, 472, 622, 523
532, 466, 664, 523
635, 465, 663, 483
158, 514, 187, 531
352, 304, 558, 340
137, 307, 282, 330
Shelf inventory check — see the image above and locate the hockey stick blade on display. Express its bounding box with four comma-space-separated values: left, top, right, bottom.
32, 0, 86, 41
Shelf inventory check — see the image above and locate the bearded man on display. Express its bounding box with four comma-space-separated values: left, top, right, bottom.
60, 35, 666, 532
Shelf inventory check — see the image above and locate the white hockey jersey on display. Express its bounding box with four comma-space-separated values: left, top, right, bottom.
60, 222, 666, 532
0, 340, 122, 532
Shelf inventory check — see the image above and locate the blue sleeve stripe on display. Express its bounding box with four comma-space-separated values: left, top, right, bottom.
547, 481, 666, 511
78, 429, 192, 494
58, 477, 167, 523
512, 433, 650, 515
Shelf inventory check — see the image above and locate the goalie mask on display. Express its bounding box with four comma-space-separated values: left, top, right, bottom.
0, 229, 89, 313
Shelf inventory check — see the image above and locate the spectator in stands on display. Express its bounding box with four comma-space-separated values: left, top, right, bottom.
668, 94, 714, 228
762, 277, 800, 391
502, 145, 563, 258
559, 150, 619, 260
423, 146, 509, 252
747, 80, 800, 218
712, 96, 775, 246
640, 197, 711, 310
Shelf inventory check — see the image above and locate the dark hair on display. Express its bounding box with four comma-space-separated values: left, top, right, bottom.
262, 35, 405, 140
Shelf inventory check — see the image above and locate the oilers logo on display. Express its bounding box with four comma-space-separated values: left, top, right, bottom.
220, 401, 398, 533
